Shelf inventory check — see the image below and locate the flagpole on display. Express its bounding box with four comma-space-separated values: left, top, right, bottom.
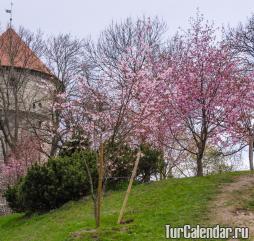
10, 1, 13, 27
5, 1, 13, 28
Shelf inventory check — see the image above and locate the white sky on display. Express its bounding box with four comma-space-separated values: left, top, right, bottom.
0, 0, 252, 170
1, 0, 254, 39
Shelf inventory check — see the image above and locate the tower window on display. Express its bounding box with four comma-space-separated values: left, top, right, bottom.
33, 103, 36, 109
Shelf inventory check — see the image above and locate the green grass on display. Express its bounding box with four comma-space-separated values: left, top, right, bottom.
0, 172, 245, 241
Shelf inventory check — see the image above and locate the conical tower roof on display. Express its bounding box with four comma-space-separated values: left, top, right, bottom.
0, 28, 51, 75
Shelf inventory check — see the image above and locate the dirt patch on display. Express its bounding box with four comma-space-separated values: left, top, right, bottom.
70, 226, 130, 240
71, 228, 97, 236
210, 174, 254, 240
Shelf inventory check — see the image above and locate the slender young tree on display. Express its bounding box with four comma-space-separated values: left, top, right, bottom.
56, 18, 166, 227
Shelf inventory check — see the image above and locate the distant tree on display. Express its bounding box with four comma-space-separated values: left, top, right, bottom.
225, 14, 254, 170
202, 146, 239, 175
28, 34, 85, 157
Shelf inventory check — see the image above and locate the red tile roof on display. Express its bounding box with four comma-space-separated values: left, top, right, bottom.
0, 28, 51, 75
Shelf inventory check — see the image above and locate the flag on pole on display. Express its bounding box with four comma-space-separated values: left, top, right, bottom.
5, 9, 11, 14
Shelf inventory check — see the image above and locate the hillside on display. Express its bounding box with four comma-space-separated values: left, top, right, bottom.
0, 172, 251, 241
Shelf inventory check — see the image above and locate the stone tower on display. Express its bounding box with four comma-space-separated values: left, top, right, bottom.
0, 28, 54, 214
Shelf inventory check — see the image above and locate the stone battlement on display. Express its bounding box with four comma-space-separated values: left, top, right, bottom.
0, 197, 12, 215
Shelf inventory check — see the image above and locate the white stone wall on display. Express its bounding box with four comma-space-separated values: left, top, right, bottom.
0, 71, 50, 157
0, 68, 54, 214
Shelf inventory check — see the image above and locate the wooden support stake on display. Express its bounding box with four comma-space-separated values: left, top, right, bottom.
96, 142, 104, 228
117, 149, 141, 224
249, 135, 254, 171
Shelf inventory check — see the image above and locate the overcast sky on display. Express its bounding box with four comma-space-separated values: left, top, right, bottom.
1, 0, 254, 39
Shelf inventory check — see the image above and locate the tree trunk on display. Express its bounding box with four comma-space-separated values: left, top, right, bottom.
117, 149, 141, 224
196, 154, 203, 177
249, 135, 254, 171
143, 172, 151, 183
0, 138, 7, 164
93, 199, 98, 226
50, 113, 60, 157
83, 154, 97, 227
50, 135, 59, 157
96, 142, 104, 228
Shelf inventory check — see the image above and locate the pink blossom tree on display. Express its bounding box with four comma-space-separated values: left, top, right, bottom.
56, 17, 165, 227
0, 131, 42, 186
156, 14, 247, 176
56, 56, 162, 226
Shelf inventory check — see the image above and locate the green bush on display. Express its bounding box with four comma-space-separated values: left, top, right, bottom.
5, 143, 164, 213
5, 151, 97, 213
105, 143, 164, 189
59, 133, 90, 157
138, 144, 165, 182
105, 144, 135, 190
4, 180, 24, 212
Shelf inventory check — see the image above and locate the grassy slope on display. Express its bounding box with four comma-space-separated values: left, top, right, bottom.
0, 172, 245, 241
